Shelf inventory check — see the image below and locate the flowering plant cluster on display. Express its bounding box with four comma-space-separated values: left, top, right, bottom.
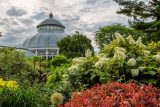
68, 34, 160, 88
61, 82, 160, 107
0, 78, 18, 89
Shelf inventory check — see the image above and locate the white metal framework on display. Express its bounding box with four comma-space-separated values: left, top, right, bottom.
29, 48, 59, 59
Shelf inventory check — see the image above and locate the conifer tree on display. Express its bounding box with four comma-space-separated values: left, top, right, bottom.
114, 0, 160, 41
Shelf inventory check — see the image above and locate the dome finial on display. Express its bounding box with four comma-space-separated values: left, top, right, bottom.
49, 12, 53, 19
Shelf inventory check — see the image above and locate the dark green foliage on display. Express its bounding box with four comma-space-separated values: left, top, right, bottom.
0, 48, 34, 79
50, 55, 70, 67
57, 31, 94, 58
114, 0, 160, 42
0, 87, 49, 107
95, 24, 142, 48
32, 56, 41, 62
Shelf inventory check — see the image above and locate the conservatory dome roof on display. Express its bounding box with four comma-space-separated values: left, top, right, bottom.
37, 12, 65, 28
22, 31, 66, 48
22, 12, 66, 49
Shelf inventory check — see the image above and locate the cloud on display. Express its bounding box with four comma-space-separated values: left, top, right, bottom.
6, 7, 28, 17
0, 0, 128, 47
31, 12, 48, 20
20, 19, 34, 26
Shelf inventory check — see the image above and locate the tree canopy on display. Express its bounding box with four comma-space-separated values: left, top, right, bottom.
57, 31, 94, 58
114, 0, 160, 41
95, 24, 142, 49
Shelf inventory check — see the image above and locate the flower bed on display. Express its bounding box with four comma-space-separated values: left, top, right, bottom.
61, 82, 160, 107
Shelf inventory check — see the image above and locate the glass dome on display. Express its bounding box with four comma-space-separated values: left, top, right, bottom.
22, 31, 65, 48
22, 12, 66, 59
22, 12, 66, 49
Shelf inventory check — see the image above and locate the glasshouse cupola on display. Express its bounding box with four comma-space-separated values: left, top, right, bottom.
22, 12, 66, 59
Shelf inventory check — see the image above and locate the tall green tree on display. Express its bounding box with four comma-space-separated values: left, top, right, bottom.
57, 31, 94, 58
95, 24, 142, 49
114, 0, 160, 41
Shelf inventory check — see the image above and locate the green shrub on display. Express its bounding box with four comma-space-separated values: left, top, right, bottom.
68, 56, 99, 88
0, 48, 35, 80
47, 64, 69, 84
50, 55, 70, 67
0, 86, 49, 107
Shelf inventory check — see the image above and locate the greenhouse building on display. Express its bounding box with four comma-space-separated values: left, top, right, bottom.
22, 12, 66, 59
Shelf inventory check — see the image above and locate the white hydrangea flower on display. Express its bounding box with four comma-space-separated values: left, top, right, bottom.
143, 51, 151, 56
72, 57, 86, 66
136, 37, 142, 44
127, 58, 137, 66
136, 57, 143, 61
136, 37, 146, 48
131, 69, 139, 77
138, 66, 146, 71
68, 65, 79, 72
153, 54, 160, 62
127, 35, 136, 45
95, 61, 103, 69
96, 53, 106, 59
113, 47, 127, 61
95, 57, 110, 69
85, 49, 92, 58
115, 33, 125, 43
115, 47, 126, 53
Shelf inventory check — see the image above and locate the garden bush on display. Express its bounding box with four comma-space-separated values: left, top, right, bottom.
47, 64, 69, 84
68, 33, 160, 88
61, 82, 160, 107
46, 64, 75, 103
50, 55, 70, 67
0, 48, 35, 82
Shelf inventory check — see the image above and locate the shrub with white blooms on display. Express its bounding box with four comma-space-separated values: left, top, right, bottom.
72, 57, 86, 66
143, 51, 151, 56
85, 49, 92, 58
127, 35, 136, 45
95, 57, 110, 69
153, 54, 160, 62
131, 69, 139, 77
127, 58, 137, 67
113, 47, 127, 61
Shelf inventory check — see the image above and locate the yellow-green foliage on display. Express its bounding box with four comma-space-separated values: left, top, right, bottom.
0, 78, 18, 89
147, 41, 160, 54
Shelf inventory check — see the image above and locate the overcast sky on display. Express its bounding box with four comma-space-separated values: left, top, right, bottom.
0, 0, 128, 47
